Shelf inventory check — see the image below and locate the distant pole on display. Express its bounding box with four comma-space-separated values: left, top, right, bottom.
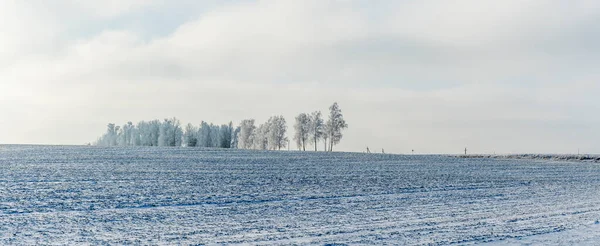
382, 148, 385, 154
412, 149, 414, 155
464, 147, 467, 155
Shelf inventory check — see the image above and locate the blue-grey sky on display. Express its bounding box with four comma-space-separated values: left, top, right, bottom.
1, 0, 599, 154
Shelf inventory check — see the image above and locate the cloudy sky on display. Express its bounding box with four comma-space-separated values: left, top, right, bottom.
1, 0, 599, 154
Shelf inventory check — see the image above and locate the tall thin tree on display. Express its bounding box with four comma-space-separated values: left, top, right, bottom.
309, 111, 325, 151
326, 102, 348, 152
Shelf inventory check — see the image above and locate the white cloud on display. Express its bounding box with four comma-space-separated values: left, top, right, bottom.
59, 0, 159, 19
0, 1, 60, 65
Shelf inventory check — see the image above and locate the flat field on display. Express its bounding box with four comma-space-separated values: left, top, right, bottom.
0, 145, 599, 245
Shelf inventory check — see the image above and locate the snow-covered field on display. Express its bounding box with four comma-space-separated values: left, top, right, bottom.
1, 145, 599, 245
457, 154, 600, 163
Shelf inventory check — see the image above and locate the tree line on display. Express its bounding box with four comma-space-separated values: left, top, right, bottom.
95, 102, 347, 151
94, 118, 236, 148
293, 102, 347, 151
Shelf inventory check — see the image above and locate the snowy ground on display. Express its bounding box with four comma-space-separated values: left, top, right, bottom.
456, 154, 600, 163
1, 145, 600, 245
487, 221, 600, 245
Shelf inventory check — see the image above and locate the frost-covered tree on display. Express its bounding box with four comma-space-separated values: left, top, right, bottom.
116, 125, 126, 146
116, 122, 136, 146
95, 123, 117, 146
136, 121, 150, 146
210, 124, 220, 147
309, 111, 325, 151
267, 115, 288, 150
326, 102, 348, 151
158, 122, 168, 147
231, 126, 241, 149
197, 121, 212, 147
184, 123, 198, 147
124, 122, 134, 146
218, 122, 234, 148
251, 123, 269, 150
139, 120, 161, 146
158, 118, 182, 147
128, 122, 140, 146
113, 125, 121, 146
323, 129, 329, 152
237, 119, 256, 149
173, 118, 183, 147
106, 123, 117, 146
294, 113, 311, 151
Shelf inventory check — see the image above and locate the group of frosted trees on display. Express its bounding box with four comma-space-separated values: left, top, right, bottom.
95, 118, 236, 148
95, 102, 347, 151
236, 116, 288, 150
183, 121, 236, 148
293, 102, 348, 151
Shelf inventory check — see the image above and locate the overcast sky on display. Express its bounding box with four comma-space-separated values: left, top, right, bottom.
1, 0, 599, 154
